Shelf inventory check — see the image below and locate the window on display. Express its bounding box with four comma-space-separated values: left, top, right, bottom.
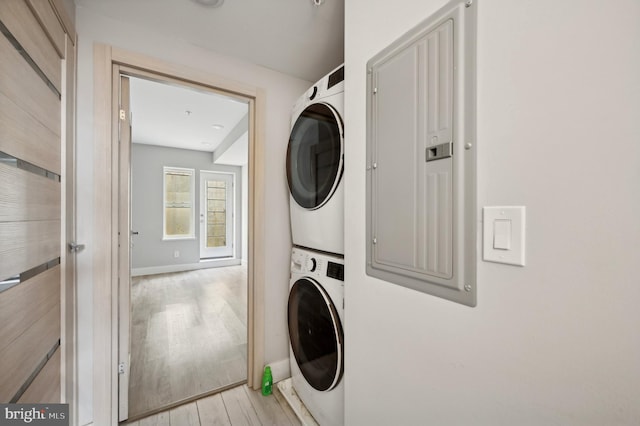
163, 167, 195, 239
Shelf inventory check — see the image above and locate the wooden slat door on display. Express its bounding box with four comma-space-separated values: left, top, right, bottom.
0, 0, 75, 404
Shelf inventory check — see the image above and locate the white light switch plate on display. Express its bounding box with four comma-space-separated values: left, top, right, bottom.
483, 206, 526, 266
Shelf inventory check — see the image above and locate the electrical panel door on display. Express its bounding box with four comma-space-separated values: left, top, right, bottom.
366, 0, 477, 307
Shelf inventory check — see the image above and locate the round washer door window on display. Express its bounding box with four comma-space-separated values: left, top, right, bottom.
288, 278, 343, 391
287, 103, 343, 210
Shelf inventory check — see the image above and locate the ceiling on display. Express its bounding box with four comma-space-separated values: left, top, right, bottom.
79, 0, 344, 163
129, 76, 249, 161
75, 0, 345, 82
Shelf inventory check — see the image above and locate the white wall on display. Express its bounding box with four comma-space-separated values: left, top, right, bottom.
344, 0, 640, 424
75, 7, 311, 424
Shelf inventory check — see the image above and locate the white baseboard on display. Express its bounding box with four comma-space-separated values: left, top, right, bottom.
277, 378, 319, 426
132, 258, 242, 277
267, 358, 291, 384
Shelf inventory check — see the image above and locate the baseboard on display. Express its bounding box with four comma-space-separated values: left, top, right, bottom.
266, 358, 291, 384
277, 378, 319, 426
132, 258, 242, 277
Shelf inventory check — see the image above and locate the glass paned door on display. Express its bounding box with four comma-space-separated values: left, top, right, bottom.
200, 172, 233, 258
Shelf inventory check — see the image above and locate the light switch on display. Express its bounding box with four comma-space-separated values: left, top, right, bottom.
483, 206, 526, 266
493, 219, 511, 250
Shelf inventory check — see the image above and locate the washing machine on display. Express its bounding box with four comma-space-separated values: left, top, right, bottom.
288, 247, 344, 426
287, 64, 345, 256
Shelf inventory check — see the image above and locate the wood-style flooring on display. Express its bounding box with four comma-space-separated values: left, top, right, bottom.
124, 384, 301, 426
129, 266, 248, 418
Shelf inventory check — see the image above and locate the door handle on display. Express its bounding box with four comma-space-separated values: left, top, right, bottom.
68, 242, 85, 253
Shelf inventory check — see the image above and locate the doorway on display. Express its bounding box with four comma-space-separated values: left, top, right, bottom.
92, 46, 266, 426
116, 68, 254, 422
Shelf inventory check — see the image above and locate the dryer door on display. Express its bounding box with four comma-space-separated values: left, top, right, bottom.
288, 277, 344, 391
287, 103, 344, 210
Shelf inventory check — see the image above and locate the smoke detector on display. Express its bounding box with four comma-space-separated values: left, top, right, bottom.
191, 0, 224, 7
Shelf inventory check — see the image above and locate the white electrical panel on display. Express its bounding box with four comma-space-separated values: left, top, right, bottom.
366, 0, 477, 307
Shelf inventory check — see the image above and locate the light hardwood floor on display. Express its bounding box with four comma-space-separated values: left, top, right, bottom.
124, 384, 301, 426
129, 266, 248, 418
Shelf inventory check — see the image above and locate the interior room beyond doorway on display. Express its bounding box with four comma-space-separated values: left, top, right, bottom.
124, 74, 251, 420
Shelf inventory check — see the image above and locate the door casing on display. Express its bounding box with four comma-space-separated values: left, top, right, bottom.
92, 45, 266, 425
116, 73, 132, 422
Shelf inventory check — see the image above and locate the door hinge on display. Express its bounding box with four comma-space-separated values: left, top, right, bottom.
119, 109, 126, 120
118, 362, 125, 375
68, 242, 85, 253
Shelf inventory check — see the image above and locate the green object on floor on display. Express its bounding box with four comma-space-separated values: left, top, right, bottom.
261, 365, 273, 396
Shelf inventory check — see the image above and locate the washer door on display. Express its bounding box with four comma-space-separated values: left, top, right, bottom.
287, 103, 344, 210
288, 277, 343, 391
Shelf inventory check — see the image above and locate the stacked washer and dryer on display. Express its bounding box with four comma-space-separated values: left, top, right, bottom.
285, 65, 345, 426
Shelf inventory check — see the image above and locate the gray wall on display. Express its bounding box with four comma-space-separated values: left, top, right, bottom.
131, 143, 242, 269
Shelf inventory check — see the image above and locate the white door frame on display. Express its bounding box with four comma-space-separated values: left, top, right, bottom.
92, 44, 266, 424
200, 171, 235, 259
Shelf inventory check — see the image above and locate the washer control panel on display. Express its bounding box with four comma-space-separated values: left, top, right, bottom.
291, 248, 344, 282
306, 256, 317, 272
326, 261, 344, 281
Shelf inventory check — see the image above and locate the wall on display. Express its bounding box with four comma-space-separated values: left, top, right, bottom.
75, 7, 311, 424
131, 144, 242, 271
57, 0, 75, 29
344, 0, 640, 424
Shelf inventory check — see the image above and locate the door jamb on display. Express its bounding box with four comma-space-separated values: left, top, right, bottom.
92, 44, 265, 424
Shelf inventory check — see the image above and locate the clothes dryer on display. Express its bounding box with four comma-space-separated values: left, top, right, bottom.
288, 247, 344, 426
287, 65, 344, 256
